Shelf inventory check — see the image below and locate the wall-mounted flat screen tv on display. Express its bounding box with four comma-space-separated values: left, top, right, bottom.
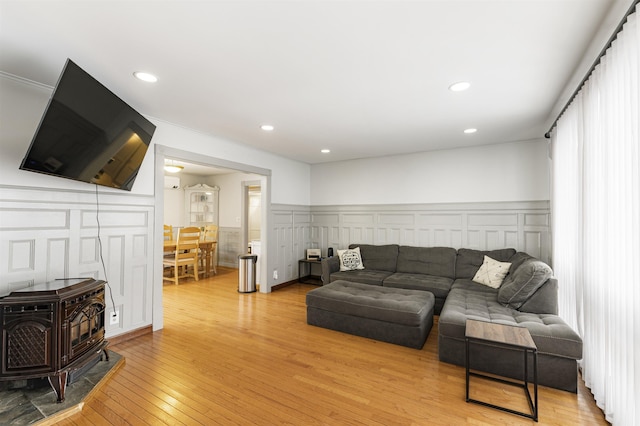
20, 59, 156, 191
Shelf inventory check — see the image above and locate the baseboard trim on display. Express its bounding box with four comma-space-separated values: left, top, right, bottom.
271, 280, 301, 291
107, 325, 153, 346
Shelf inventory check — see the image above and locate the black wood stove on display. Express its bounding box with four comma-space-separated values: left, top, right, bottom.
0, 278, 109, 402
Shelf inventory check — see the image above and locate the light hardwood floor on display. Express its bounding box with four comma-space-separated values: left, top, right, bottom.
59, 268, 607, 425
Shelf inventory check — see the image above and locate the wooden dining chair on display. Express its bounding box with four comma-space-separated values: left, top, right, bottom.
163, 224, 175, 277
163, 224, 173, 241
163, 226, 200, 285
200, 224, 218, 275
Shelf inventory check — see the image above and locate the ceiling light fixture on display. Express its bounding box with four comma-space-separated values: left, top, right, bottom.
261, 124, 274, 131
464, 128, 477, 134
164, 164, 184, 173
321, 149, 331, 154
133, 71, 158, 83
449, 81, 471, 92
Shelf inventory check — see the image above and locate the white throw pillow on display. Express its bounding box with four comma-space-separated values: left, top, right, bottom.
472, 255, 512, 289
337, 247, 365, 271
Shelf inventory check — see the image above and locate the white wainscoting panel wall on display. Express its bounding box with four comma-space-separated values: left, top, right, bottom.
310, 201, 551, 263
217, 226, 242, 268
269, 201, 551, 285
0, 185, 155, 338
2, 190, 550, 329
270, 205, 313, 284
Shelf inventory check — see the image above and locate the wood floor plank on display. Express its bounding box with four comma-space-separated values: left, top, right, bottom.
61, 267, 606, 425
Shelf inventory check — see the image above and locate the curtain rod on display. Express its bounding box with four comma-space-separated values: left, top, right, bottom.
545, 0, 639, 138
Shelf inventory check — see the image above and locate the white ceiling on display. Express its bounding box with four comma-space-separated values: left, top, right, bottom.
0, 0, 622, 165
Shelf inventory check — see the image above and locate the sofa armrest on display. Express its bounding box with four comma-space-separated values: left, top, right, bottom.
321, 256, 340, 284
518, 277, 558, 314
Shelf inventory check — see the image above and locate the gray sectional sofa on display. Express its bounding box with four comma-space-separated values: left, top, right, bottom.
319, 244, 583, 392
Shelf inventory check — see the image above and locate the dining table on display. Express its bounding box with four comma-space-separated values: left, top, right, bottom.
163, 240, 217, 278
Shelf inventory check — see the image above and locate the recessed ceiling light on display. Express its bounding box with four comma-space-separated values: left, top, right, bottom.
321, 149, 331, 154
449, 81, 471, 92
464, 128, 477, 134
261, 124, 274, 131
133, 71, 158, 83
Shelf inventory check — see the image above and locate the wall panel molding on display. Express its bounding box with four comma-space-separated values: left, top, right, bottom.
0, 185, 154, 339
46, 238, 69, 281
0, 209, 69, 230
269, 201, 551, 286
8, 239, 35, 272
270, 205, 311, 284
309, 201, 551, 264
218, 227, 241, 268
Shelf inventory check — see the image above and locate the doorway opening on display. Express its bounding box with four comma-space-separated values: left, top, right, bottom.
152, 145, 272, 330
242, 183, 262, 286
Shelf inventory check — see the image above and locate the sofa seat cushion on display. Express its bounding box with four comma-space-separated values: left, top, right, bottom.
306, 280, 434, 326
383, 273, 453, 299
330, 269, 393, 286
451, 278, 500, 295
439, 288, 582, 359
453, 277, 559, 315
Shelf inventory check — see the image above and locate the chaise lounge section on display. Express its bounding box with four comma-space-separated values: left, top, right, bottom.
438, 255, 583, 393
317, 244, 583, 392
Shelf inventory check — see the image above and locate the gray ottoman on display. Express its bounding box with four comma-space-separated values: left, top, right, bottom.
306, 280, 435, 349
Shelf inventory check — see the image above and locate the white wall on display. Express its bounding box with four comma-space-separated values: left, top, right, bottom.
310, 139, 550, 205
0, 75, 157, 194
163, 187, 184, 227
1, 72, 553, 333
149, 119, 310, 205
0, 73, 311, 334
211, 172, 263, 228
163, 172, 216, 229
0, 75, 311, 204
163, 171, 264, 229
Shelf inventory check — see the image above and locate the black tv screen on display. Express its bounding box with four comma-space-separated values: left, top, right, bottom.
20, 59, 156, 191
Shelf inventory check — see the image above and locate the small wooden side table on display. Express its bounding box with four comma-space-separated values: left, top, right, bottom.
298, 259, 322, 285
465, 319, 538, 422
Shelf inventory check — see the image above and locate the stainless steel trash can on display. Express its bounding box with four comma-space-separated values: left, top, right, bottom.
238, 254, 258, 293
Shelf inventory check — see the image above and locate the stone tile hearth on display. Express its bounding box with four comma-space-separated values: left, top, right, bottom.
0, 351, 123, 425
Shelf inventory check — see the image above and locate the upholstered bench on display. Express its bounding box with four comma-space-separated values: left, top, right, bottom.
306, 280, 435, 349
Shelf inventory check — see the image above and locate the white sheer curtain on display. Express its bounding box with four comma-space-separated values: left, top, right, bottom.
551, 5, 639, 425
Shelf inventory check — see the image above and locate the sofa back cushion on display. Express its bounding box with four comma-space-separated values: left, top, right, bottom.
505, 251, 534, 274
498, 257, 553, 309
349, 244, 399, 272
517, 277, 558, 314
455, 248, 516, 279
396, 246, 457, 279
